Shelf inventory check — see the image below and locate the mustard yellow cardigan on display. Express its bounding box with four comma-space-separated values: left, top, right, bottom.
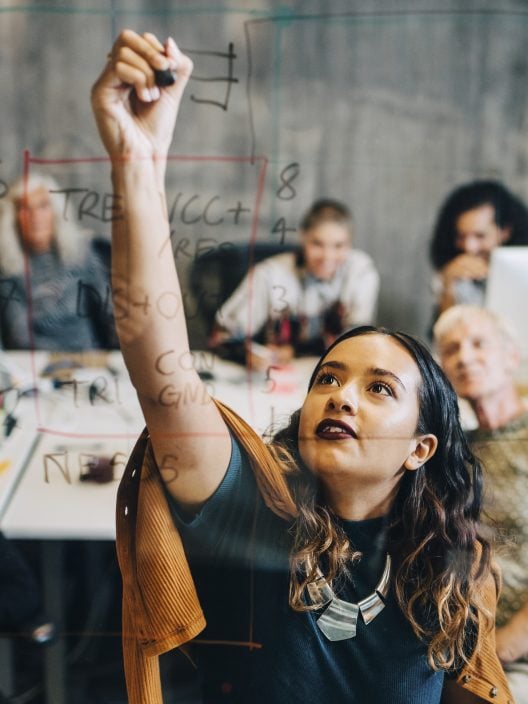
116, 401, 513, 704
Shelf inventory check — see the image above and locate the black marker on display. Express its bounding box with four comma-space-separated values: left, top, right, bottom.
154, 67, 176, 87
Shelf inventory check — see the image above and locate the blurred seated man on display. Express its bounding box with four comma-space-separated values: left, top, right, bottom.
434, 304, 528, 703
210, 198, 379, 368
0, 173, 116, 350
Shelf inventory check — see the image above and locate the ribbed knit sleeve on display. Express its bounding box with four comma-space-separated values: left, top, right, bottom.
121, 595, 163, 704
455, 573, 514, 703
116, 430, 206, 704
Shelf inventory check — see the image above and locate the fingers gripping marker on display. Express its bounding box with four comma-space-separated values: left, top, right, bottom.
154, 68, 176, 87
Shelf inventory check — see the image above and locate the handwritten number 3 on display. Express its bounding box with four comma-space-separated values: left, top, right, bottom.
271, 285, 288, 314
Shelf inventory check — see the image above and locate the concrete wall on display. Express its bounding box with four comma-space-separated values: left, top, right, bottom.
2, 0, 528, 344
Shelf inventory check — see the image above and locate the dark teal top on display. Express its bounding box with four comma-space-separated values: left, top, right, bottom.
170, 436, 444, 704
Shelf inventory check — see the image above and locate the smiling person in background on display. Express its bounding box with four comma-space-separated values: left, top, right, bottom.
429, 180, 528, 320
91, 29, 511, 704
210, 198, 380, 367
0, 173, 116, 350
435, 304, 528, 703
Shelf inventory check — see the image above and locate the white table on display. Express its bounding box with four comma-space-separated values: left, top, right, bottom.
2, 352, 312, 540
0, 351, 48, 518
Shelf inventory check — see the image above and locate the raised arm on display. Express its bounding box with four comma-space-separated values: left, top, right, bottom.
91, 30, 231, 511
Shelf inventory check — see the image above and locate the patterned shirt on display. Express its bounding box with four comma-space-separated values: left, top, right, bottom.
0, 246, 115, 350
468, 412, 528, 628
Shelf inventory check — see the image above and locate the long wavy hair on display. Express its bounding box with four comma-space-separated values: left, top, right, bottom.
430, 179, 528, 270
0, 172, 89, 276
270, 325, 496, 671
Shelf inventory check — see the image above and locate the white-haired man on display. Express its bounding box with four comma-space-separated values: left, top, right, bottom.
435, 304, 528, 702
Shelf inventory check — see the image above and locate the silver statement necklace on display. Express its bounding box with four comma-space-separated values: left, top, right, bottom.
306, 554, 392, 641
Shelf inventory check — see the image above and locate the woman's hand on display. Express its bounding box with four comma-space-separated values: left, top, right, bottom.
91, 29, 193, 162
437, 253, 489, 311
440, 253, 489, 285
496, 617, 528, 664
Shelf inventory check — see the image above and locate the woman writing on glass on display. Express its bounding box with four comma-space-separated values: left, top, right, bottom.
91, 30, 511, 704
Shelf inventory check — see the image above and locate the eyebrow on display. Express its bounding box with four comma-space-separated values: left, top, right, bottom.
320, 360, 407, 391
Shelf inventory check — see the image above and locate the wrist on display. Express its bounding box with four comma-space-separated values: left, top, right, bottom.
111, 159, 168, 218
111, 157, 165, 191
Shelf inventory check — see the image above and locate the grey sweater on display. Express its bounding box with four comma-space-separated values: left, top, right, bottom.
0, 246, 115, 350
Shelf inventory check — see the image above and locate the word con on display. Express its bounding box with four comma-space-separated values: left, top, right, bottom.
155, 349, 216, 375
154, 347, 216, 408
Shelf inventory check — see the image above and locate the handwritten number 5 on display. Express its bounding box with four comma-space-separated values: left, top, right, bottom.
263, 365, 280, 393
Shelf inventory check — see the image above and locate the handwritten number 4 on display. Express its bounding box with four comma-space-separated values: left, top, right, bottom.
271, 217, 296, 245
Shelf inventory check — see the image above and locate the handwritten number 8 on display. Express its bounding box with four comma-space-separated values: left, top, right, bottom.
276, 163, 300, 201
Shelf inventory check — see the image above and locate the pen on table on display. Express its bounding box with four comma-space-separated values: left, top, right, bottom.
3, 412, 17, 438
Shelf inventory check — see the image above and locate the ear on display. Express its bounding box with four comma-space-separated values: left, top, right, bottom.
504, 339, 521, 375
499, 225, 512, 244
404, 434, 438, 472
